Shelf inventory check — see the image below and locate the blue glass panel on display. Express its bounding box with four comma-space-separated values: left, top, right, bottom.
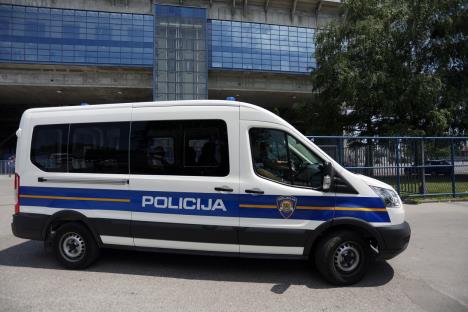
154, 5, 207, 101
208, 19, 316, 73
0, 4, 153, 67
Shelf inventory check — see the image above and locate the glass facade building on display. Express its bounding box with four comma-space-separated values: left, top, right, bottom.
208, 20, 316, 73
0, 3, 318, 100
154, 5, 208, 101
0, 4, 153, 66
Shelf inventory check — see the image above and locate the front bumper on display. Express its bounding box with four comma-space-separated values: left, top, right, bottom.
375, 221, 411, 260
11, 213, 48, 241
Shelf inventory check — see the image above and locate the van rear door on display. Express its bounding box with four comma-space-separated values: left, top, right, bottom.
22, 106, 132, 246
129, 104, 240, 253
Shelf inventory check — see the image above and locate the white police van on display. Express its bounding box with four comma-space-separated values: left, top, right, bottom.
12, 100, 410, 285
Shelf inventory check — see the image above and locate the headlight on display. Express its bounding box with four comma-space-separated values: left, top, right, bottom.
369, 186, 401, 208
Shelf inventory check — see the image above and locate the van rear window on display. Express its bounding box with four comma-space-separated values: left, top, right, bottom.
31, 122, 130, 174
31, 124, 69, 172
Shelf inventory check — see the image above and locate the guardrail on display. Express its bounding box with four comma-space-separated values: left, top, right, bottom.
308, 136, 468, 197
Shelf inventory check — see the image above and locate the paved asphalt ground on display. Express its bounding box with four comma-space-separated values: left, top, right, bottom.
0, 176, 467, 312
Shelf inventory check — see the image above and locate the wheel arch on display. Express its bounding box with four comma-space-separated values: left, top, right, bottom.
42, 210, 102, 246
304, 217, 385, 258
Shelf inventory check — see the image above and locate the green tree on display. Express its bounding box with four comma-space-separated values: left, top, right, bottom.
309, 0, 467, 136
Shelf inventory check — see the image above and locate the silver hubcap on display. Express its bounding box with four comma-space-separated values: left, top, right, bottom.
334, 242, 360, 273
60, 232, 85, 262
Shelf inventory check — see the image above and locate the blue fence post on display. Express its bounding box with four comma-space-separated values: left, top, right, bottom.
420, 139, 427, 195
338, 137, 344, 165
395, 138, 401, 195
450, 139, 456, 198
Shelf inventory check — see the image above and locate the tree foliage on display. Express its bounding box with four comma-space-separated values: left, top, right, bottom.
308, 0, 467, 136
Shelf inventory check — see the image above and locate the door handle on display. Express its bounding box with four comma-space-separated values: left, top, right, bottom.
214, 186, 233, 192
245, 188, 264, 195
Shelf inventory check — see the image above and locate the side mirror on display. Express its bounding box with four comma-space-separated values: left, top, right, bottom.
322, 162, 334, 191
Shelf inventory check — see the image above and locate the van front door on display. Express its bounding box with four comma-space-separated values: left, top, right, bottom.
238, 121, 335, 256
129, 105, 240, 254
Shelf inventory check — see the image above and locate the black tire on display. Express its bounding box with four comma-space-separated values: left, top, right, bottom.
314, 230, 370, 286
53, 222, 100, 269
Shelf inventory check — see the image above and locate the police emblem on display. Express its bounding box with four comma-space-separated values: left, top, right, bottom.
276, 196, 297, 219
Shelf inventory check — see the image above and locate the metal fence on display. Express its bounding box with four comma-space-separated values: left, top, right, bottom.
2, 136, 468, 197
0, 160, 15, 176
309, 136, 468, 198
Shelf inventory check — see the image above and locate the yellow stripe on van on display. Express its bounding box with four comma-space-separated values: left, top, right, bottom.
240, 204, 386, 212
334, 207, 387, 212
296, 206, 334, 210
239, 204, 276, 209
19, 194, 130, 203
298, 206, 387, 212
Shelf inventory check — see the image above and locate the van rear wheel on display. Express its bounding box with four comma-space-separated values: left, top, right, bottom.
314, 230, 370, 286
53, 222, 100, 269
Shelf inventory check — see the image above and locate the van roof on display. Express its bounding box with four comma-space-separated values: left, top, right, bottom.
24, 100, 244, 113
21, 100, 290, 129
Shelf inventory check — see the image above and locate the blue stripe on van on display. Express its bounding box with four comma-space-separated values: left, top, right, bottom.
19, 186, 390, 222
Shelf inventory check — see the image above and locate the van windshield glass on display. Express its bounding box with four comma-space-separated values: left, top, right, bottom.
286, 134, 323, 187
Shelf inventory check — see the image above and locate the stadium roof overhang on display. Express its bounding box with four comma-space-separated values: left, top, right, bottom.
197, 0, 341, 16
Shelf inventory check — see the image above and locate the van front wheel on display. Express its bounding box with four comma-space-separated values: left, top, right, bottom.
314, 231, 370, 286
53, 222, 100, 269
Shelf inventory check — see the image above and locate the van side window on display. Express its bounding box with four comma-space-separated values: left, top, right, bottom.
31, 124, 69, 172
69, 122, 130, 174
250, 128, 324, 188
249, 128, 290, 183
130, 121, 180, 175
130, 120, 229, 177
183, 120, 229, 176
